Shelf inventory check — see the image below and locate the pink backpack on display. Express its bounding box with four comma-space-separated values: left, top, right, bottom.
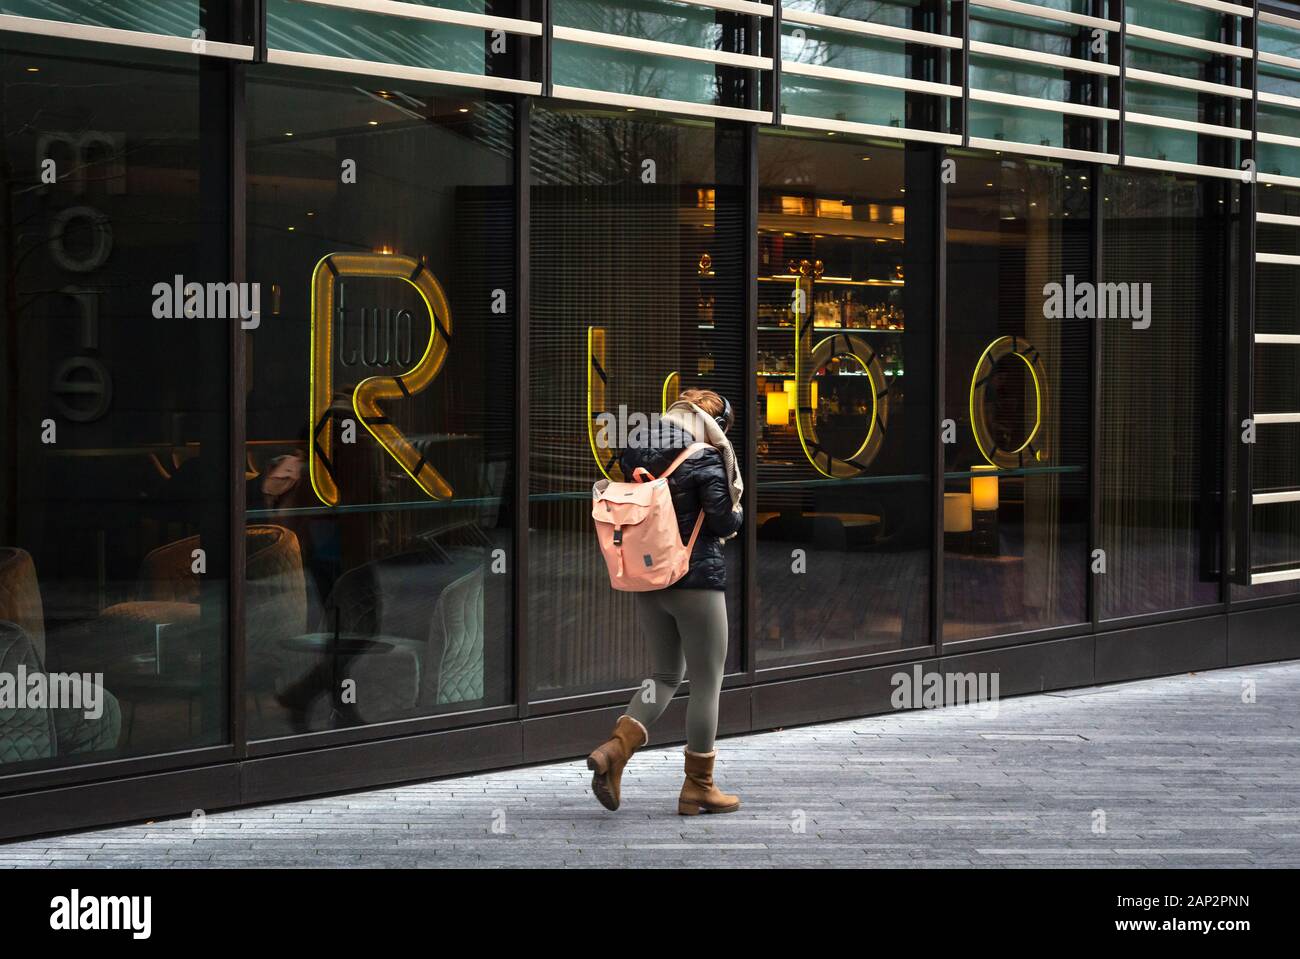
592, 442, 712, 591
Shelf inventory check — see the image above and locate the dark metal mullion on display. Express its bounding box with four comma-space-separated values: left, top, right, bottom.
742, 120, 759, 681
1090, 160, 1104, 629
247, 0, 267, 62
513, 96, 532, 716
1234, 6, 1259, 587
224, 7, 249, 753
768, 0, 782, 121
539, 0, 552, 96
959, 1, 970, 147
933, 145, 948, 653
1116, 0, 1126, 164
229, 62, 249, 760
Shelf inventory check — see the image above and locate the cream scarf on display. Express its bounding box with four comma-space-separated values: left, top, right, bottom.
661, 401, 743, 540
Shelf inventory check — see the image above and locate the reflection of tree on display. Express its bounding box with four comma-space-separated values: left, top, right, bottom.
561, 0, 745, 105
784, 1, 898, 71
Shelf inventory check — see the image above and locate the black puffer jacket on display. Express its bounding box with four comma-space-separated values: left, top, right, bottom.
619, 422, 742, 591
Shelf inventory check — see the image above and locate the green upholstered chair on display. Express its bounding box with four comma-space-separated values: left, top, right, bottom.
0, 548, 121, 765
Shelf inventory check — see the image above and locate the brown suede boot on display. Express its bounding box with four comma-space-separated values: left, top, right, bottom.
678, 749, 740, 815
587, 715, 648, 811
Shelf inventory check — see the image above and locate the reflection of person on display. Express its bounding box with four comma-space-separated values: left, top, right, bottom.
587, 389, 744, 816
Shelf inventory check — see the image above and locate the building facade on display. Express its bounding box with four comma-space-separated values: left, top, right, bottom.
0, 0, 1298, 840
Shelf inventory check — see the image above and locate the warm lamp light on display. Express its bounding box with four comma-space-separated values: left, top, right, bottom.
971, 465, 999, 511
811, 379, 818, 409
766, 391, 789, 426
783, 379, 796, 397
943, 492, 973, 533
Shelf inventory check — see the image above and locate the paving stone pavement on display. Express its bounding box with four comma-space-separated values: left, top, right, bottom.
4, 660, 1300, 868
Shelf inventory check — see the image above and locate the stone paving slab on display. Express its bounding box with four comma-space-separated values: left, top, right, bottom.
3, 661, 1299, 868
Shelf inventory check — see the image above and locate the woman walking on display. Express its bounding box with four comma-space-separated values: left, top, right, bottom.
587, 388, 744, 815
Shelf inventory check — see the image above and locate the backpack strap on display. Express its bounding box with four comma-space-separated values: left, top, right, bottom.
657, 442, 712, 480
661, 442, 712, 558
683, 508, 707, 555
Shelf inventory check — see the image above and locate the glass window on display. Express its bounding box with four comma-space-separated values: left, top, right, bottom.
779, 0, 950, 137
245, 69, 514, 737
266, 0, 513, 79
551, 0, 754, 110
968, 11, 1110, 153
755, 131, 934, 665
528, 107, 747, 699
944, 152, 1090, 641
1099, 168, 1228, 618
0, 38, 228, 772
1, 1, 202, 37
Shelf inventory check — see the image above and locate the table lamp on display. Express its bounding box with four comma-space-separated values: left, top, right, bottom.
970, 465, 999, 555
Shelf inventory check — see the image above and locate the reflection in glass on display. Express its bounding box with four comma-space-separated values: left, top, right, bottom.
1100, 168, 1228, 618
944, 153, 1090, 641
528, 108, 747, 698
0, 40, 228, 770
245, 72, 514, 736
755, 131, 933, 665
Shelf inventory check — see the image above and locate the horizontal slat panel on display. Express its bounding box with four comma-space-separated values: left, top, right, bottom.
1255, 332, 1300, 344
1166, 0, 1254, 15
693, 0, 773, 14
1261, 50, 1300, 72
1258, 212, 1300, 228
782, 112, 961, 145
1127, 110, 1251, 140
554, 25, 771, 69
1127, 23, 1253, 59
1260, 11, 1300, 30
265, 47, 541, 93
781, 6, 964, 50
1127, 66, 1251, 99
1251, 567, 1300, 585
1258, 252, 1300, 266
967, 135, 1119, 164
1260, 171, 1300, 189
782, 60, 961, 98
1253, 490, 1300, 505
1252, 411, 1300, 423
1260, 89, 1300, 111
0, 11, 255, 59
971, 87, 1118, 120
1125, 154, 1247, 180
287, 0, 543, 35
972, 0, 1119, 31
551, 83, 772, 122
970, 39, 1120, 76
1259, 129, 1300, 149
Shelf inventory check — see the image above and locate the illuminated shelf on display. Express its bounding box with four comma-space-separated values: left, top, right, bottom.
759, 370, 883, 377
758, 275, 904, 287
756, 325, 904, 333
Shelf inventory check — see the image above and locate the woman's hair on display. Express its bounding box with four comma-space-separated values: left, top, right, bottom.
678, 388, 725, 419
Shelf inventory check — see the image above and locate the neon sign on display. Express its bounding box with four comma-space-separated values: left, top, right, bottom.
308, 251, 453, 507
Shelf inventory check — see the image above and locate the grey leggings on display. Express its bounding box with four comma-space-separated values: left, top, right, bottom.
624, 588, 728, 753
